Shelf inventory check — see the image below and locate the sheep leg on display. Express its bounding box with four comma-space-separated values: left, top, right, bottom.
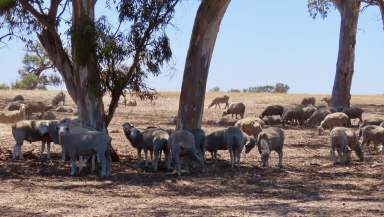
137, 148, 142, 162
91, 154, 96, 173
330, 148, 337, 164
40, 142, 46, 159
78, 156, 87, 174
277, 150, 283, 168
229, 148, 234, 168
150, 150, 154, 163
165, 151, 172, 170
70, 159, 77, 176
175, 154, 181, 176
18, 144, 24, 160
99, 154, 107, 177
144, 149, 149, 167
12, 143, 20, 160
47, 142, 51, 160
153, 150, 160, 171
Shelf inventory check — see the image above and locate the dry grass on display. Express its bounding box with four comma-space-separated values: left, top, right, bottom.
0, 90, 383, 217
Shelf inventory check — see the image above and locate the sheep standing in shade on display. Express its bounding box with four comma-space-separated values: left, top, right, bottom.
205, 129, 227, 161
224, 127, 255, 168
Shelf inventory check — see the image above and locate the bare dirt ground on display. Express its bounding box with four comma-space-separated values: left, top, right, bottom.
0, 90, 383, 217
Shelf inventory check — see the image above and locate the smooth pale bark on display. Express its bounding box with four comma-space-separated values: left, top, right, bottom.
176, 0, 230, 130
379, 0, 384, 30
330, 0, 361, 107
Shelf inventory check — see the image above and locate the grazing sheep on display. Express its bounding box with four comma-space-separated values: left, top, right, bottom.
4, 101, 23, 111
222, 102, 245, 119
262, 116, 282, 125
282, 106, 304, 126
190, 128, 206, 160
259, 105, 284, 118
302, 105, 317, 120
342, 106, 363, 125
127, 99, 137, 107
359, 125, 384, 151
318, 112, 350, 135
321, 97, 331, 106
12, 95, 24, 102
25, 102, 52, 119
301, 97, 316, 106
208, 95, 230, 109
224, 127, 255, 168
0, 104, 26, 124
330, 127, 364, 164
56, 106, 74, 113
205, 129, 227, 161
11, 120, 58, 160
169, 130, 204, 176
245, 127, 284, 168
58, 124, 111, 177
51, 91, 66, 106
359, 118, 384, 128
305, 108, 331, 127
235, 117, 263, 138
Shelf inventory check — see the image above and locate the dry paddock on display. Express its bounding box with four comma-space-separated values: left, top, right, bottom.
0, 90, 383, 217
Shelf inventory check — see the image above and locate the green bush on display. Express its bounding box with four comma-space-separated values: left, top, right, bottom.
209, 86, 220, 92
12, 74, 39, 90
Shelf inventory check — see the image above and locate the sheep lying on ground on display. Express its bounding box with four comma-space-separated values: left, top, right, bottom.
330, 127, 364, 164
359, 118, 384, 128
51, 91, 66, 106
245, 127, 284, 168
12, 95, 24, 102
169, 130, 204, 176
282, 106, 304, 126
359, 125, 384, 152
205, 129, 227, 161
25, 102, 52, 119
259, 105, 284, 118
342, 106, 363, 125
222, 102, 245, 119
305, 108, 331, 127
318, 112, 350, 135
262, 116, 282, 125
302, 105, 317, 120
301, 97, 316, 106
39, 111, 56, 120
190, 128, 206, 160
235, 117, 262, 138
56, 106, 74, 113
11, 120, 58, 160
224, 127, 255, 168
0, 104, 26, 124
208, 95, 229, 109
58, 124, 112, 177
4, 101, 23, 111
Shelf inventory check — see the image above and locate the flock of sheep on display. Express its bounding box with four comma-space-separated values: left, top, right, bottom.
1, 92, 384, 177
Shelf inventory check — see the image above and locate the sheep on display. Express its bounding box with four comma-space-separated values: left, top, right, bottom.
342, 106, 363, 125
305, 108, 331, 127
321, 97, 331, 106
25, 101, 52, 119
12, 95, 24, 102
11, 120, 59, 160
359, 118, 384, 128
4, 101, 23, 111
56, 106, 74, 113
0, 104, 26, 124
150, 128, 171, 171
301, 97, 316, 106
39, 111, 56, 120
127, 99, 137, 107
262, 116, 282, 125
235, 117, 263, 138
318, 112, 350, 135
359, 125, 384, 152
222, 102, 245, 119
330, 127, 364, 165
122, 122, 144, 162
245, 127, 284, 168
259, 105, 284, 118
380, 122, 384, 128
302, 104, 317, 121
169, 130, 204, 176
208, 95, 229, 109
205, 129, 227, 161
224, 127, 255, 168
58, 124, 112, 177
282, 106, 304, 126
190, 128, 206, 160
51, 91, 66, 106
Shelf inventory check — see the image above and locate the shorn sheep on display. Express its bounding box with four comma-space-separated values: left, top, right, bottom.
342, 106, 363, 125
11, 120, 59, 160
359, 125, 384, 152
169, 130, 204, 176
282, 106, 304, 126
222, 102, 245, 119
58, 124, 112, 177
190, 128, 206, 160
208, 95, 229, 109
205, 128, 227, 161
262, 116, 282, 125
51, 91, 66, 106
330, 127, 364, 164
305, 108, 331, 127
359, 118, 384, 128
318, 112, 350, 135
0, 104, 26, 124
302, 105, 317, 121
224, 127, 255, 168
150, 128, 171, 171
245, 127, 284, 168
235, 117, 263, 138
259, 105, 284, 118
301, 97, 316, 106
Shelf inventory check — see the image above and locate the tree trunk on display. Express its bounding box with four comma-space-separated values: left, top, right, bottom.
379, 0, 384, 30
330, 0, 361, 108
176, 0, 230, 130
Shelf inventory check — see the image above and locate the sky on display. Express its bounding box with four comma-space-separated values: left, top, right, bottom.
0, 0, 383, 94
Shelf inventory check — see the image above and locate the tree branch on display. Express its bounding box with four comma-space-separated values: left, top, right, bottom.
19, 0, 50, 28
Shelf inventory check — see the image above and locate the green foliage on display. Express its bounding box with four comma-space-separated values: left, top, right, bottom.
244, 83, 290, 93
209, 86, 221, 92
71, 16, 97, 66
0, 83, 10, 90
228, 89, 241, 93
12, 73, 39, 90
0, 0, 15, 14
308, 0, 333, 19
274, 83, 290, 93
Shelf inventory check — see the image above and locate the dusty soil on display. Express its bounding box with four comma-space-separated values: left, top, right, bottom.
0, 90, 383, 217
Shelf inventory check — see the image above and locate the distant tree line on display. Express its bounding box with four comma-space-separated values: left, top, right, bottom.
209, 83, 290, 93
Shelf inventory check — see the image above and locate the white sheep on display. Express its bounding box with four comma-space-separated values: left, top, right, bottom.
234, 117, 263, 138
224, 126, 255, 168
0, 104, 26, 124
318, 112, 350, 135
330, 127, 364, 164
